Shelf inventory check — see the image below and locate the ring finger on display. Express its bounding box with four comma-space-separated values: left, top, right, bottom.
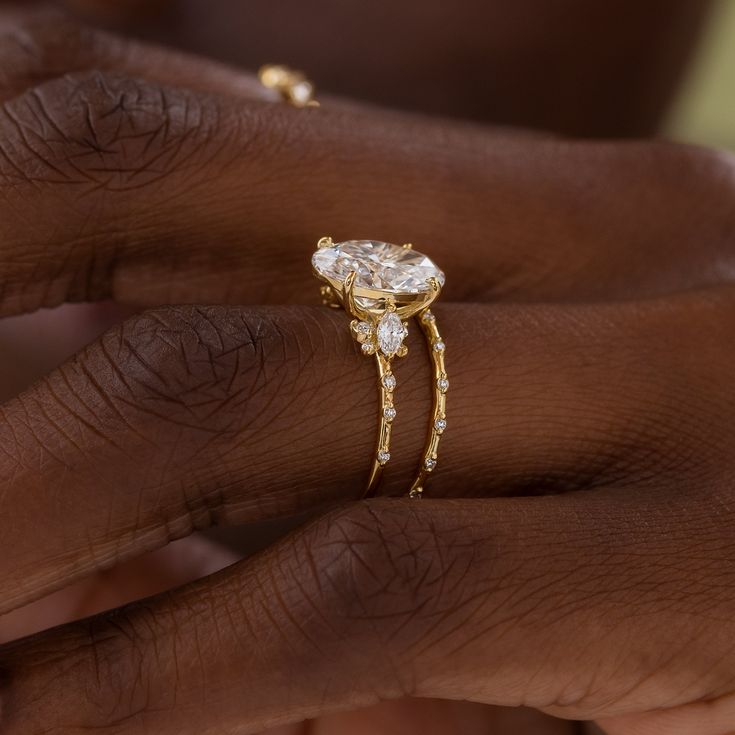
0, 288, 732, 613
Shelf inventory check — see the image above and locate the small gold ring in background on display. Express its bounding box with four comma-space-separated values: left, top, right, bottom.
258, 64, 320, 107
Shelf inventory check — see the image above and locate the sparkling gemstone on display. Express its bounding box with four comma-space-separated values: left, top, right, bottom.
377, 450, 391, 464
437, 378, 449, 392
434, 418, 447, 433
383, 406, 397, 421
382, 373, 397, 391
433, 341, 446, 352
312, 240, 445, 309
421, 311, 435, 322
356, 321, 372, 335
290, 80, 314, 105
377, 312, 406, 356
361, 342, 375, 355
424, 458, 437, 471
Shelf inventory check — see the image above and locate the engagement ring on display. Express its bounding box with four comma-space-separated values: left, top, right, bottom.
312, 238, 448, 498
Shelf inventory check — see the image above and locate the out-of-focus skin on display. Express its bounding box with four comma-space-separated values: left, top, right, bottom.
0, 5, 731, 735
65, 0, 711, 138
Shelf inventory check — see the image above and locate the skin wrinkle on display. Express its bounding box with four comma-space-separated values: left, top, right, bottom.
0, 279, 733, 730
1, 488, 732, 732
0, 28, 726, 314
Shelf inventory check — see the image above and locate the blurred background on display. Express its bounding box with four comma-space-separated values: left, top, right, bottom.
668, 0, 735, 150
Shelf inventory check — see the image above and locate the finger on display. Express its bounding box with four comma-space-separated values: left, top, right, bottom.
303, 698, 576, 735
0, 10, 272, 103
0, 534, 238, 643
2, 493, 733, 733
1, 290, 732, 612
0, 70, 734, 316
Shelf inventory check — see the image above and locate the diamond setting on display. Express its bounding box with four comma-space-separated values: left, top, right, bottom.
437, 377, 449, 393
424, 458, 437, 471
312, 240, 445, 309
377, 312, 407, 356
377, 450, 391, 465
383, 406, 397, 421
382, 373, 397, 391
434, 418, 447, 433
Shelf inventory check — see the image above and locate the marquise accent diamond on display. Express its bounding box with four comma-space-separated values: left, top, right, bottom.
377, 312, 406, 356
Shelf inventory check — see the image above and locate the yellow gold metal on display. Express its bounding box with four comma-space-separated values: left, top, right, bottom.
258, 64, 320, 107
312, 238, 447, 499
409, 305, 447, 498
403, 243, 413, 249
365, 354, 396, 497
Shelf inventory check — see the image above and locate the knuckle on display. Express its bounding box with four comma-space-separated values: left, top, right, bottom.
0, 69, 230, 194
84, 305, 294, 434
299, 502, 481, 652
0, 606, 161, 731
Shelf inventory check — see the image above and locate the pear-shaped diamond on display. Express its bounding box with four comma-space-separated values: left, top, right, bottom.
377, 312, 406, 356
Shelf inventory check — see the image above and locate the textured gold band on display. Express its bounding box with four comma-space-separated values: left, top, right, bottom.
409, 309, 448, 498
365, 351, 397, 496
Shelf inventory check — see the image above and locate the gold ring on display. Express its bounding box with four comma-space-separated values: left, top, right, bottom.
311, 238, 448, 498
258, 64, 320, 107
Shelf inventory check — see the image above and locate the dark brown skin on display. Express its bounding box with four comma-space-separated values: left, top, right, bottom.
0, 5, 734, 735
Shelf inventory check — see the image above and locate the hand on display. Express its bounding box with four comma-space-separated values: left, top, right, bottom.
1, 9, 735, 735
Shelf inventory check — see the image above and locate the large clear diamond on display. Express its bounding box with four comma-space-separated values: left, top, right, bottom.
312, 240, 445, 309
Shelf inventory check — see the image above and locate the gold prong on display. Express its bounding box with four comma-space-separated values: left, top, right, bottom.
427, 276, 440, 293
344, 270, 368, 320
403, 242, 413, 249
317, 236, 334, 249
397, 344, 408, 358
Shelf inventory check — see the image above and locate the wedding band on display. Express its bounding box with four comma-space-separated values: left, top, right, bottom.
311, 238, 448, 498
258, 64, 319, 107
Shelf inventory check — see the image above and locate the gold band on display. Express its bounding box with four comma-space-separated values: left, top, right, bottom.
409, 309, 447, 498
366, 351, 397, 496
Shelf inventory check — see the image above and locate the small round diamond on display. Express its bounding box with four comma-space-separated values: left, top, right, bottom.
382, 373, 397, 391
377, 450, 391, 465
421, 311, 435, 323
361, 342, 375, 355
433, 341, 446, 352
424, 458, 437, 471
434, 418, 447, 433
383, 406, 397, 421
356, 321, 372, 335
437, 377, 449, 392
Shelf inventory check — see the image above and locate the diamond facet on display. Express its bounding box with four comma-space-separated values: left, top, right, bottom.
434, 418, 447, 433
437, 377, 449, 392
382, 373, 397, 391
424, 458, 437, 471
377, 312, 406, 356
312, 240, 445, 309
433, 341, 446, 352
383, 406, 397, 421
377, 450, 391, 465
